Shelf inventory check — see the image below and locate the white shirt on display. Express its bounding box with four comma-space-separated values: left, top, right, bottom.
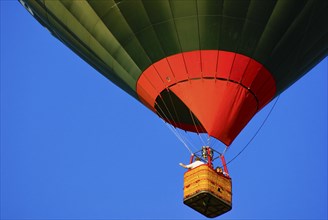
185, 160, 204, 169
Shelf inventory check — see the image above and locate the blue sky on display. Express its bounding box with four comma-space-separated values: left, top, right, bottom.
1, 1, 327, 219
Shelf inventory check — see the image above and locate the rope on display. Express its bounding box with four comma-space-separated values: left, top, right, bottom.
189, 109, 207, 146
164, 123, 194, 155
164, 90, 199, 153
225, 95, 280, 165
153, 92, 196, 155
155, 99, 191, 152
182, 131, 198, 151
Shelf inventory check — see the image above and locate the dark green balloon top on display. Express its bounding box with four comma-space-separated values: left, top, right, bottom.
20, 0, 328, 99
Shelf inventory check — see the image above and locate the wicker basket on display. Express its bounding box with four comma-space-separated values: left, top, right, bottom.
183, 164, 232, 218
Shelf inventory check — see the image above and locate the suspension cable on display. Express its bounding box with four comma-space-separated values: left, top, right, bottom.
189, 109, 207, 146
155, 99, 191, 150
154, 92, 198, 155
164, 123, 194, 155
225, 96, 280, 165
181, 131, 199, 151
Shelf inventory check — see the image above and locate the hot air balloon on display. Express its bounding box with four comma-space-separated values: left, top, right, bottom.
19, 0, 328, 218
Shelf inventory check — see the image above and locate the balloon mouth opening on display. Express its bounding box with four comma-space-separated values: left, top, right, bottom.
137, 50, 277, 146
154, 89, 207, 134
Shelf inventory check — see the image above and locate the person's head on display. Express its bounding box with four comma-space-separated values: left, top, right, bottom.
195, 157, 201, 161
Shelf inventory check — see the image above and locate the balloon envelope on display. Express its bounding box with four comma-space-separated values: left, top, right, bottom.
20, 0, 328, 145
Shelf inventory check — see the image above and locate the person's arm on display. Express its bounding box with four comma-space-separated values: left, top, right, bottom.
179, 163, 187, 168
181, 162, 196, 169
